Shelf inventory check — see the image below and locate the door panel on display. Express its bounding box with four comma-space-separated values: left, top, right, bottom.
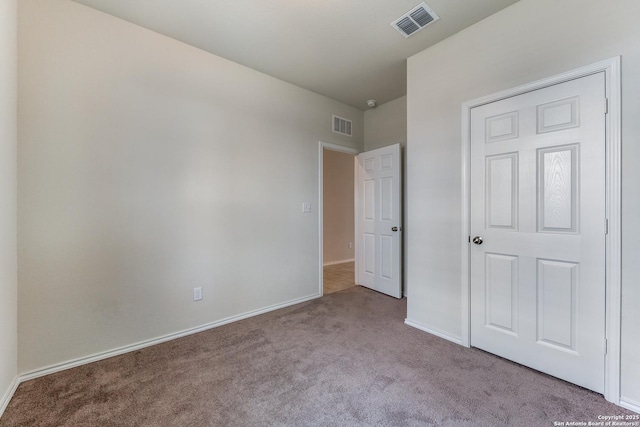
485, 253, 518, 334
357, 144, 402, 298
470, 73, 606, 393
363, 233, 375, 275
486, 153, 518, 229
364, 180, 375, 220
381, 177, 393, 221
536, 259, 578, 351
538, 145, 578, 232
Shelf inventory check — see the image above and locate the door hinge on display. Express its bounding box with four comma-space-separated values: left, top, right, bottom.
605, 218, 609, 235
604, 338, 608, 354
468, 236, 471, 243
604, 98, 609, 115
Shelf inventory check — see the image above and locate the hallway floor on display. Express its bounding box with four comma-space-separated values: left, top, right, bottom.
323, 261, 355, 295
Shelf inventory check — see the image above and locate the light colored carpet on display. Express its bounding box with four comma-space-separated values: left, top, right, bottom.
1, 286, 631, 426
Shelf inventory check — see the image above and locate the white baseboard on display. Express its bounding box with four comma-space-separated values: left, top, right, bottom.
323, 258, 355, 266
620, 397, 640, 414
404, 318, 463, 346
19, 293, 321, 383
0, 376, 19, 418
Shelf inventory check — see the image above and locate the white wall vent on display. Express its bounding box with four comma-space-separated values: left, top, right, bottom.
332, 115, 352, 137
391, 2, 439, 38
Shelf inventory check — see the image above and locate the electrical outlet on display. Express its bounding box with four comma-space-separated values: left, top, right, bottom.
348, 242, 353, 249
193, 287, 203, 301
302, 202, 311, 213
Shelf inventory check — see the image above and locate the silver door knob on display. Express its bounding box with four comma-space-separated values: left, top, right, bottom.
392, 227, 398, 232
472, 236, 483, 245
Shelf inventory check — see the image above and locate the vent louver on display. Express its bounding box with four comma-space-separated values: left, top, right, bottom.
332, 115, 352, 137
391, 2, 439, 38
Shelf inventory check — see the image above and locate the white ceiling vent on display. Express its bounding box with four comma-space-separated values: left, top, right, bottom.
391, 2, 439, 38
332, 115, 352, 137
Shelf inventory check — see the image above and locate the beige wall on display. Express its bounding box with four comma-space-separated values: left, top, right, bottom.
406, 0, 640, 406
323, 149, 354, 265
18, 0, 363, 373
0, 0, 18, 415
364, 96, 407, 152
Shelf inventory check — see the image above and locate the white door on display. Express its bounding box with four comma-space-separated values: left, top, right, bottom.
357, 143, 402, 298
470, 72, 606, 393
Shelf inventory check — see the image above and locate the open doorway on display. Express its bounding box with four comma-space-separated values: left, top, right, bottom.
320, 143, 358, 295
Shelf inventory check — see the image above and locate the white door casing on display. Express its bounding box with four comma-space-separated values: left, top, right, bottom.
470, 72, 606, 393
318, 142, 359, 296
357, 143, 402, 298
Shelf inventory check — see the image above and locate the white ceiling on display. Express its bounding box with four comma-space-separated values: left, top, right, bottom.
71, 0, 519, 110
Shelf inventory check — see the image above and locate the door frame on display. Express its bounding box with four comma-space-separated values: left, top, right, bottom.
318, 141, 359, 296
460, 57, 621, 404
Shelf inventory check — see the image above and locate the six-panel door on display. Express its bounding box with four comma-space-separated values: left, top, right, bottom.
358, 143, 402, 299
470, 73, 606, 393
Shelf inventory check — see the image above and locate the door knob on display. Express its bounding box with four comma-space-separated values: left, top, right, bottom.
472, 236, 483, 245
392, 227, 398, 232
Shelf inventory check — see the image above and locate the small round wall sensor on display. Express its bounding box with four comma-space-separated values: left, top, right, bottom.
367, 99, 377, 108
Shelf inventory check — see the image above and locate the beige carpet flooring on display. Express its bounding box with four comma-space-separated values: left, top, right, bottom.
1, 286, 632, 426
323, 261, 355, 294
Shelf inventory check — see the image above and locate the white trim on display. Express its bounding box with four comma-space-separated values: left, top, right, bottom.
318, 141, 359, 297
0, 376, 19, 418
461, 98, 471, 348
602, 57, 622, 406
354, 155, 360, 287
460, 57, 622, 404
620, 397, 640, 415
323, 258, 355, 267
18, 293, 320, 382
405, 319, 463, 345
